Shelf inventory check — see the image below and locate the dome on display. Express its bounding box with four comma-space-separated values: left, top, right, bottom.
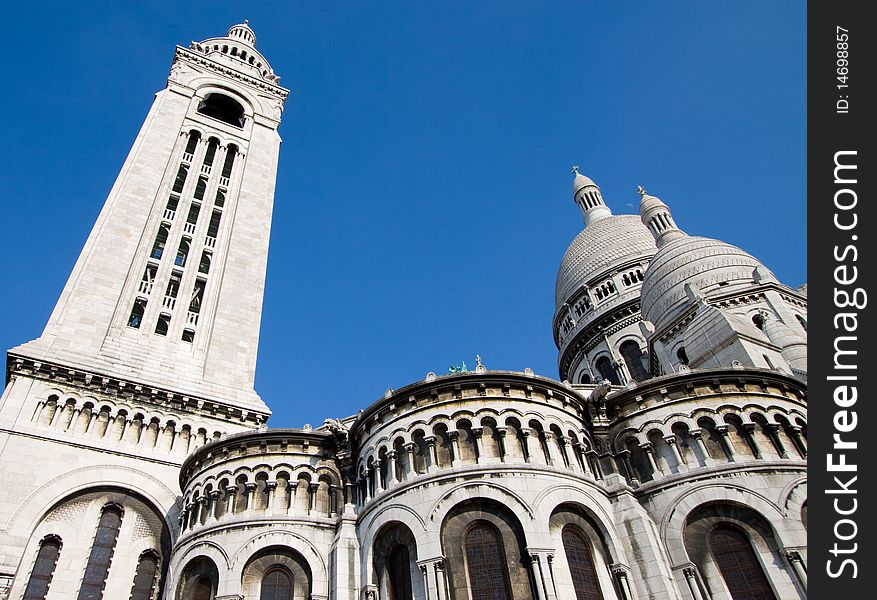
555, 215, 657, 310
227, 20, 256, 46
640, 236, 774, 330
573, 172, 598, 194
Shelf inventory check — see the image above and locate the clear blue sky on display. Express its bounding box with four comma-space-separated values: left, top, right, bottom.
0, 2, 805, 428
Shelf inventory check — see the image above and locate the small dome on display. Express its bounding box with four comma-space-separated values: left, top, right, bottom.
573, 172, 598, 194
555, 215, 657, 310
640, 236, 774, 330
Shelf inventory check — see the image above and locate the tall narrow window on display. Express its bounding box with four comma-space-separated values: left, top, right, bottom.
193, 176, 208, 201
175, 239, 190, 267
155, 314, 171, 336
77, 505, 123, 600
465, 523, 510, 600
186, 203, 201, 226
677, 347, 690, 366
260, 567, 292, 600
150, 225, 169, 260
207, 211, 222, 240
23, 535, 62, 600
128, 551, 159, 600
166, 272, 182, 299
128, 299, 147, 329
198, 251, 212, 275
562, 526, 603, 600
386, 545, 413, 600
165, 195, 179, 213
171, 164, 188, 194
183, 131, 200, 157
795, 314, 807, 331
203, 138, 219, 168
619, 340, 649, 382
709, 525, 777, 600
221, 145, 237, 180
595, 356, 620, 386
189, 279, 206, 314
198, 94, 246, 128
214, 188, 226, 208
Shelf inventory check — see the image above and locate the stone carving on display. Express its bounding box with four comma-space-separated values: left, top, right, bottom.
588, 380, 612, 404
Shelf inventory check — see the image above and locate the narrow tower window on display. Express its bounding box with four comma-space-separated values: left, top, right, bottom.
207, 211, 222, 241
23, 535, 62, 600
620, 340, 649, 383
677, 347, 690, 366
197, 93, 246, 128
198, 251, 212, 275
150, 225, 169, 260
595, 356, 620, 386
128, 550, 160, 600
203, 138, 219, 168
171, 164, 188, 194
77, 505, 123, 600
128, 298, 147, 329
214, 188, 226, 208
155, 314, 171, 336
193, 176, 208, 201
175, 238, 191, 268
221, 145, 237, 183
189, 279, 206, 314
183, 131, 201, 160
795, 314, 807, 331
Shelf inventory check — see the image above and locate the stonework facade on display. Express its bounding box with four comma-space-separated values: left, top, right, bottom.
0, 24, 806, 600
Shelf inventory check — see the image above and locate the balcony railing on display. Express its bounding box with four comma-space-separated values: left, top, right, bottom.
138, 281, 154, 295
205, 236, 216, 248
162, 296, 177, 310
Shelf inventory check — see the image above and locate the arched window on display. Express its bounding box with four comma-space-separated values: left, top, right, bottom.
192, 576, 213, 600
619, 340, 649, 382
175, 238, 190, 267
465, 523, 510, 600
183, 131, 201, 157
203, 138, 219, 168
260, 567, 292, 600
676, 347, 690, 366
171, 164, 189, 194
23, 535, 62, 600
129, 551, 159, 600
595, 356, 620, 385
386, 545, 413, 600
562, 526, 603, 600
197, 93, 246, 128
198, 251, 212, 275
77, 505, 123, 600
221, 145, 237, 180
151, 225, 169, 260
155, 313, 171, 336
709, 525, 777, 600
128, 298, 147, 329
795, 314, 807, 331
579, 372, 592, 384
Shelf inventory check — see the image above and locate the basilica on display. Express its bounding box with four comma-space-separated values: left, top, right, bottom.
0, 23, 807, 600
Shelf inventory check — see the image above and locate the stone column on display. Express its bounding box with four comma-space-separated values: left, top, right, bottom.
789, 425, 807, 456
364, 470, 373, 503
404, 442, 418, 477
207, 491, 220, 522
170, 428, 183, 453
447, 431, 462, 467
574, 444, 590, 476
418, 564, 434, 600
190, 499, 201, 527
528, 554, 549, 600
496, 427, 509, 462
640, 443, 662, 479
374, 460, 385, 494
786, 550, 807, 590
66, 408, 82, 432
612, 565, 634, 600
716, 425, 738, 461
522, 429, 538, 463
434, 558, 449, 600
470, 429, 484, 464
586, 450, 603, 480
308, 482, 319, 514
767, 424, 790, 458
543, 432, 561, 466
618, 450, 638, 485
32, 400, 45, 423
424, 436, 439, 472
682, 567, 706, 600
742, 423, 765, 459
49, 403, 66, 428
178, 506, 189, 531
388, 450, 400, 484
85, 411, 99, 434
265, 482, 278, 510
664, 435, 688, 472
560, 437, 579, 472
689, 429, 714, 466
225, 486, 236, 515
242, 483, 256, 512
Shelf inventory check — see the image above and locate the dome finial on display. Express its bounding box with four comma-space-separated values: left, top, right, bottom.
639, 187, 685, 247
572, 165, 580, 175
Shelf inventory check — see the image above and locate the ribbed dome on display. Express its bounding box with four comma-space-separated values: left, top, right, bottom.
555, 215, 657, 310
640, 236, 774, 330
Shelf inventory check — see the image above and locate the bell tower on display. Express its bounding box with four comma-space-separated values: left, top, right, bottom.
10, 21, 287, 416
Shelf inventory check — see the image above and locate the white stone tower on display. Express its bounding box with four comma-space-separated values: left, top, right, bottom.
0, 22, 287, 598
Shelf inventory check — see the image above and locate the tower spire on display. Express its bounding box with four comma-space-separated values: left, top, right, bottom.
571, 166, 612, 226
638, 186, 685, 247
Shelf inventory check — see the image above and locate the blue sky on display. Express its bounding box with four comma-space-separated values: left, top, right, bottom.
0, 2, 805, 428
